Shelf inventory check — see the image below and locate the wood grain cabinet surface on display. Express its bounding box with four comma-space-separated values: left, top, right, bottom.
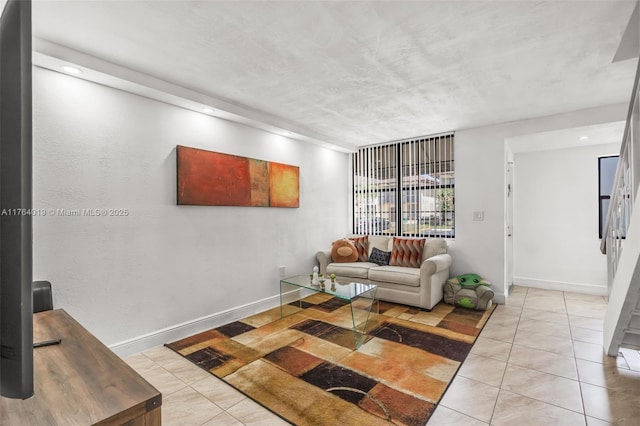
0, 309, 162, 425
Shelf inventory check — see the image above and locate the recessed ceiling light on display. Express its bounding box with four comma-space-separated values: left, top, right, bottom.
202, 107, 215, 113
579, 135, 589, 140
61, 65, 82, 74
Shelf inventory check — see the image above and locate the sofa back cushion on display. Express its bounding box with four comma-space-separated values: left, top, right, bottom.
367, 235, 391, 257
389, 237, 425, 268
423, 238, 448, 261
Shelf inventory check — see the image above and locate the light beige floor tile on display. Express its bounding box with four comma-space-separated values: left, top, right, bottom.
573, 341, 619, 366
520, 308, 569, 324
571, 326, 604, 345
470, 336, 512, 362
526, 288, 565, 298
458, 353, 507, 387
227, 398, 291, 425
479, 323, 517, 343
492, 389, 585, 426
123, 352, 159, 374
586, 416, 612, 426
524, 293, 567, 305
191, 375, 246, 410
510, 285, 528, 295
576, 358, 640, 391
581, 382, 640, 425
162, 356, 214, 385
138, 365, 188, 396
564, 292, 607, 304
513, 329, 574, 357
486, 312, 520, 328
142, 345, 185, 366
506, 294, 525, 307
163, 386, 223, 426
565, 300, 607, 320
569, 316, 604, 332
201, 411, 245, 426
439, 376, 499, 423
501, 364, 583, 413
523, 294, 567, 313
508, 344, 578, 380
427, 405, 488, 425
494, 304, 523, 317
525, 291, 566, 302
517, 317, 571, 339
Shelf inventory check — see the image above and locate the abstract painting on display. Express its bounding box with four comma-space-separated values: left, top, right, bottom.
176, 145, 299, 207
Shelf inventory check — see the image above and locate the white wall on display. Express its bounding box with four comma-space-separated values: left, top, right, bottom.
32, 67, 350, 354
452, 103, 627, 302
513, 143, 620, 294
33, 64, 630, 348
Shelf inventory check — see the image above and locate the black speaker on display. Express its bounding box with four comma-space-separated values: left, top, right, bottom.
33, 281, 53, 313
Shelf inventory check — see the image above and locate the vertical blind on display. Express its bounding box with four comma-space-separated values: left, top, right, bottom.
353, 133, 455, 238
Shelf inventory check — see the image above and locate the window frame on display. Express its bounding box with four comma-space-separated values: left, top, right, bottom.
352, 133, 455, 238
598, 155, 619, 239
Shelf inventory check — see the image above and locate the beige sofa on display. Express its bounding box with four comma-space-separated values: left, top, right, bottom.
316, 235, 452, 310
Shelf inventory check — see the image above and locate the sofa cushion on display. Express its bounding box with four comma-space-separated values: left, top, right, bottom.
367, 235, 391, 257
349, 235, 369, 262
423, 238, 448, 261
327, 262, 378, 279
368, 265, 421, 287
331, 239, 358, 263
369, 247, 391, 266
389, 237, 425, 268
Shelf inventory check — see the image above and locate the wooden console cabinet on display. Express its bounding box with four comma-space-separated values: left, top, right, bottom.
0, 309, 162, 425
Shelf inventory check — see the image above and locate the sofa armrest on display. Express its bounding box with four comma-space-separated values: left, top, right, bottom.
316, 250, 332, 275
419, 253, 452, 309
420, 253, 452, 275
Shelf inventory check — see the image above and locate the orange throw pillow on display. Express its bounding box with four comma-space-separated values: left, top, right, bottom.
349, 236, 369, 262
331, 239, 359, 263
389, 237, 425, 268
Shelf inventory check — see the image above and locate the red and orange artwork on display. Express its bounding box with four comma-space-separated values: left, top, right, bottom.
177, 146, 299, 208
269, 162, 300, 208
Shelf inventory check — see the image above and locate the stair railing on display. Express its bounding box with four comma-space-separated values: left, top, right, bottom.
600, 60, 640, 295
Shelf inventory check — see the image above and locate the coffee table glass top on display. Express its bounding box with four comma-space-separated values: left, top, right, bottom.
279, 275, 378, 349
279, 274, 377, 300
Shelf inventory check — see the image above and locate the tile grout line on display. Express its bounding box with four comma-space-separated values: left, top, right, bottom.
489, 289, 589, 422
564, 290, 589, 426
487, 287, 526, 425
435, 405, 491, 425
132, 288, 628, 426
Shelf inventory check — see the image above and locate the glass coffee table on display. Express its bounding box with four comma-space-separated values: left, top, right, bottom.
279, 275, 378, 349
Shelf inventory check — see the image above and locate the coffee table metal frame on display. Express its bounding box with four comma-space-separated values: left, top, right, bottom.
279, 275, 378, 349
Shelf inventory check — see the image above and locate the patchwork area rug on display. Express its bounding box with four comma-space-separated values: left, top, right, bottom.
167, 294, 495, 425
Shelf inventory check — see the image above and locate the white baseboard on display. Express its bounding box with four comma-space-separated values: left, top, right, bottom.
513, 277, 608, 296
109, 294, 281, 357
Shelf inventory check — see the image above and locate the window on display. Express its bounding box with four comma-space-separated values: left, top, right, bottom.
353, 133, 454, 237
599, 155, 619, 238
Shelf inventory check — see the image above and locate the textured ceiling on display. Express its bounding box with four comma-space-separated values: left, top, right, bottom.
32, 1, 638, 146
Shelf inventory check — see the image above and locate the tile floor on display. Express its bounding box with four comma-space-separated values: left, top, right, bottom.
123, 286, 640, 425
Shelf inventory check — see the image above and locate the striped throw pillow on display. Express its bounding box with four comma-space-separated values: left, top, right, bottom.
389, 237, 425, 268
349, 236, 369, 262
